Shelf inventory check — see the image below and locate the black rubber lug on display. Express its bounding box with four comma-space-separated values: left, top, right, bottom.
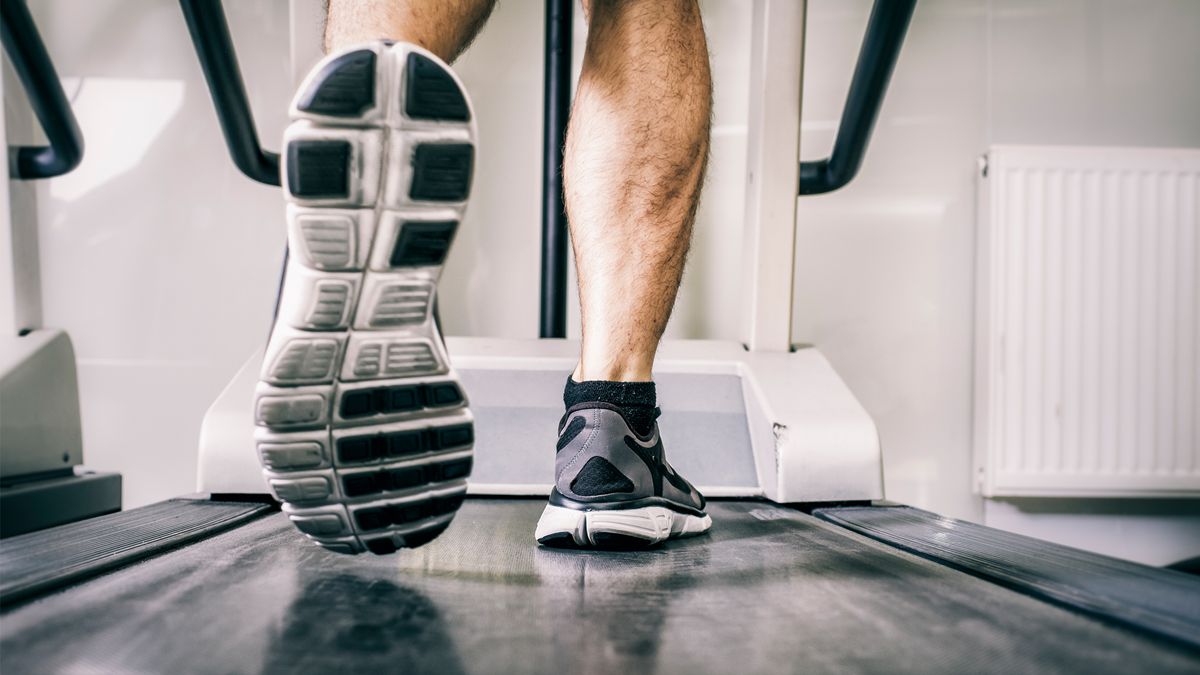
296, 49, 376, 117
404, 52, 469, 121
410, 144, 472, 202
286, 140, 351, 198
365, 537, 398, 555
390, 221, 457, 267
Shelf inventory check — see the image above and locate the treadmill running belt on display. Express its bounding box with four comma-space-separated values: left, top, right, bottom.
1, 500, 1197, 674
0, 498, 272, 606
814, 504, 1200, 649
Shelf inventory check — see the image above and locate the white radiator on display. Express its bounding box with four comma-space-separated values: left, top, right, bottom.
975, 145, 1200, 497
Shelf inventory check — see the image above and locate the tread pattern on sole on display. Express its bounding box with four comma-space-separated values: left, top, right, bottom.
259, 42, 477, 556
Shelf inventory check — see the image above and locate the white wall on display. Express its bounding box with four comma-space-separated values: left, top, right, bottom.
796, 0, 1200, 561
796, 0, 988, 522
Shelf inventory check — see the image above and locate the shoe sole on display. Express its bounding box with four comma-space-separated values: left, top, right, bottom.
534, 504, 713, 548
254, 42, 476, 555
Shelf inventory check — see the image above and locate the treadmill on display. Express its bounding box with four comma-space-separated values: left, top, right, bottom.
3, 1, 1199, 673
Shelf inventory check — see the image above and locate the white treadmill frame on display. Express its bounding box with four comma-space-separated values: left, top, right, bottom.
198, 0, 884, 504
0, 58, 87, 477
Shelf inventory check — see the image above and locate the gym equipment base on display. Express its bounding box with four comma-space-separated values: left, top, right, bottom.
2, 498, 1197, 674
200, 338, 884, 502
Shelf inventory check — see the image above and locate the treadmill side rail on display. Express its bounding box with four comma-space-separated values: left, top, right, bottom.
0, 498, 272, 607
0, 470, 120, 538
816, 505, 1200, 650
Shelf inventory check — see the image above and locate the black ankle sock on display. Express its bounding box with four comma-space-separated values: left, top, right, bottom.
564, 376, 657, 435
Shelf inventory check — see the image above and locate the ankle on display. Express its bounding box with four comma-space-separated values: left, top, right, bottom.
574, 360, 653, 383
563, 375, 658, 434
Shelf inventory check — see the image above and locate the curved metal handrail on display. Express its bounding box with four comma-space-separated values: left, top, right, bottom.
1, 0, 84, 180
179, 0, 280, 186
798, 0, 916, 195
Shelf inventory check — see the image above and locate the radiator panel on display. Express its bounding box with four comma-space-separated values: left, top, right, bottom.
976, 146, 1199, 497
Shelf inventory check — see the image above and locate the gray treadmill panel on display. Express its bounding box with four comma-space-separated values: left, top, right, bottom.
815, 505, 1200, 650
0, 498, 271, 606
460, 369, 757, 490
2, 500, 1196, 674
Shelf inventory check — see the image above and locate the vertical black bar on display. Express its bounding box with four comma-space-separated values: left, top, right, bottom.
1, 0, 84, 179
179, 0, 281, 186
539, 0, 572, 338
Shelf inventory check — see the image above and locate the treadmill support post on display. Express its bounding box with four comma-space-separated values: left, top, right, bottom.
539, 0, 572, 339
740, 0, 805, 352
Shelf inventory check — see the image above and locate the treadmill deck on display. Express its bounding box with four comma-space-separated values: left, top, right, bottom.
2, 499, 1197, 674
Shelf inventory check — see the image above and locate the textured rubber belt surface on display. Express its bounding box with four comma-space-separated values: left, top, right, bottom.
0, 498, 271, 607
815, 505, 1200, 650
3, 500, 1197, 674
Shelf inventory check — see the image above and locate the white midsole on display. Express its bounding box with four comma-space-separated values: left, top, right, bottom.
534, 503, 712, 546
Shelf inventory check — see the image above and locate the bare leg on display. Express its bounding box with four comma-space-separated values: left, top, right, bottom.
324, 0, 496, 61
565, 0, 712, 382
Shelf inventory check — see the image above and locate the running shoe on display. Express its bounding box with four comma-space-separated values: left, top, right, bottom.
254, 42, 476, 555
536, 403, 712, 547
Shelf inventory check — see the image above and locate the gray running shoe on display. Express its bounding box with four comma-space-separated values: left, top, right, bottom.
254, 42, 476, 555
535, 403, 712, 547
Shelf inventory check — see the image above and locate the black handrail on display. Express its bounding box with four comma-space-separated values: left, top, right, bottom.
798, 0, 915, 195
1, 0, 84, 180
539, 0, 573, 339
179, 0, 280, 186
